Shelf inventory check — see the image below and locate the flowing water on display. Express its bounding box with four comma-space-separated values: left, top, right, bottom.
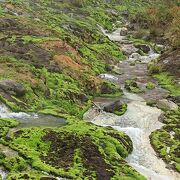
84, 27, 180, 179
0, 103, 66, 129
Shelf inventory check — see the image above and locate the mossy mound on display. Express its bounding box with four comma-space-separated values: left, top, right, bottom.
0, 118, 18, 138
125, 79, 144, 93
150, 108, 180, 172
146, 82, 155, 90
6, 171, 57, 180
5, 119, 145, 179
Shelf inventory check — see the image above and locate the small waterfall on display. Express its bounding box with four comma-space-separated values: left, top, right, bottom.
0, 102, 32, 119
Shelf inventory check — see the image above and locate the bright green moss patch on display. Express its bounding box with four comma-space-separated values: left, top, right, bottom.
146, 82, 155, 90
150, 108, 180, 172
0, 118, 19, 128
6, 171, 57, 180
113, 103, 127, 116
3, 156, 27, 172
125, 79, 144, 93
154, 72, 180, 96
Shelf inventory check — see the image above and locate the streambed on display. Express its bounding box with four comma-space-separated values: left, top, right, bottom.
84, 27, 180, 180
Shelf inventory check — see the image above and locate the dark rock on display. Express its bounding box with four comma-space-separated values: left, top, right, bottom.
44, 89, 50, 98
78, 93, 88, 103
121, 10, 129, 18
167, 96, 180, 105
103, 100, 123, 113
125, 80, 138, 90
0, 80, 25, 97
47, 65, 61, 73
135, 44, 151, 53
127, 23, 139, 31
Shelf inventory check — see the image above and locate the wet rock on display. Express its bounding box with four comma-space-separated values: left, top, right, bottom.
135, 44, 151, 53
120, 27, 128, 36
121, 44, 138, 55
103, 100, 123, 113
129, 53, 141, 61
157, 99, 178, 110
0, 80, 25, 97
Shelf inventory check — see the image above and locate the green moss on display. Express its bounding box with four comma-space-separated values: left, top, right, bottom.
146, 82, 155, 90
6, 171, 54, 180
5, 117, 145, 179
0, 118, 19, 128
99, 81, 123, 97
154, 72, 180, 96
150, 109, 180, 172
113, 103, 127, 116
3, 156, 27, 172
125, 79, 144, 93
148, 59, 162, 74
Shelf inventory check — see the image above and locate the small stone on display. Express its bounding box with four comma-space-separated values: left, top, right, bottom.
120, 27, 128, 36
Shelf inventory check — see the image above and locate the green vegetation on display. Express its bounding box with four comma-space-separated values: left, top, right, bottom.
150, 108, 180, 172
146, 82, 155, 90
129, 0, 180, 47
154, 73, 180, 96
3, 118, 145, 179
6, 171, 55, 180
148, 59, 162, 74
113, 103, 127, 116
125, 79, 144, 93
0, 118, 18, 139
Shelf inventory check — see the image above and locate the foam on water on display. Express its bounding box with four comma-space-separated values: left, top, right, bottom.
0, 102, 31, 119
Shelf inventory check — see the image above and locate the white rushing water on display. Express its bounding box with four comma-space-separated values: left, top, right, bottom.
99, 26, 127, 42
84, 90, 180, 180
0, 102, 33, 119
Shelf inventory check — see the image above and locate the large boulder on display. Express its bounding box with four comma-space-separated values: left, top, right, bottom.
0, 80, 25, 97
157, 99, 178, 110
103, 100, 123, 113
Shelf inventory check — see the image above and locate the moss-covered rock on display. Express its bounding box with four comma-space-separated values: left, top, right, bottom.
125, 79, 144, 93
150, 108, 180, 172
5, 118, 145, 179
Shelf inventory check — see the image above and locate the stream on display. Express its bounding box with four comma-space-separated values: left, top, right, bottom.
84, 27, 180, 180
